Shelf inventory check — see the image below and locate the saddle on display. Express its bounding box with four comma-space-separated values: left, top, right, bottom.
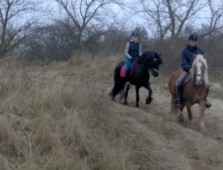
178, 73, 191, 103
181, 73, 191, 87
120, 62, 136, 78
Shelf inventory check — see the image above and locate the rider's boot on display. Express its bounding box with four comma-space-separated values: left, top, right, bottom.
174, 85, 182, 106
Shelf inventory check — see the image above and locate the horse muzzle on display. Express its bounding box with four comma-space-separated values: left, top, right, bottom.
152, 69, 159, 77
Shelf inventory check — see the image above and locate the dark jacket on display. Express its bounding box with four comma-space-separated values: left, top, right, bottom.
180, 45, 204, 72
125, 41, 141, 60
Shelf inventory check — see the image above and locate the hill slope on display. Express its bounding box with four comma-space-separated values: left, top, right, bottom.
0, 56, 222, 170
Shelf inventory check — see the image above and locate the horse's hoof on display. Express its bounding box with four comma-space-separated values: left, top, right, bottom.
146, 98, 153, 104
124, 102, 128, 105
178, 113, 184, 122
136, 104, 139, 107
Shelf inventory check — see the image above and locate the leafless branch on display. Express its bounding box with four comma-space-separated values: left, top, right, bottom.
54, 0, 122, 46
0, 0, 37, 57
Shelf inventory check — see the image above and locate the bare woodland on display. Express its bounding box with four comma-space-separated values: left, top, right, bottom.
0, 0, 222, 62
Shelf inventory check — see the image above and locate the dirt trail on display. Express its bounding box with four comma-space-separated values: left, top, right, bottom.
109, 79, 223, 170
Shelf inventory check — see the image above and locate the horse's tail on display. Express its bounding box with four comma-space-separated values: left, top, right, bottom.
167, 72, 175, 95
114, 61, 124, 80
168, 70, 182, 114
110, 61, 125, 98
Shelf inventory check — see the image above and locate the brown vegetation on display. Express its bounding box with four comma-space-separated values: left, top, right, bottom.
0, 52, 222, 170
0, 55, 132, 170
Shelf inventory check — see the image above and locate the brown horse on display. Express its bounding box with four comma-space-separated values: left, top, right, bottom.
168, 54, 209, 129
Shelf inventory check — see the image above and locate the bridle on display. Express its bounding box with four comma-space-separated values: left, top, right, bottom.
193, 61, 204, 85
139, 54, 160, 74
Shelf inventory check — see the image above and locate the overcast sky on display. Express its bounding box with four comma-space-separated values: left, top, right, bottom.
35, 0, 222, 36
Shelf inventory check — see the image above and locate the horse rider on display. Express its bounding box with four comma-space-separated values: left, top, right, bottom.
125, 31, 142, 88
175, 33, 212, 108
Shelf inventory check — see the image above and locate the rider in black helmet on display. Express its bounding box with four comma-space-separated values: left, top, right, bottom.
175, 33, 211, 108
189, 34, 198, 41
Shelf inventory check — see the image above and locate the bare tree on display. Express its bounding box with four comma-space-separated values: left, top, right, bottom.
54, 0, 122, 47
0, 0, 37, 57
202, 0, 223, 36
138, 0, 169, 40
138, 0, 207, 40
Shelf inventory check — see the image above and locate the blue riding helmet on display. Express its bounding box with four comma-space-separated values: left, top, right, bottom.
131, 31, 138, 37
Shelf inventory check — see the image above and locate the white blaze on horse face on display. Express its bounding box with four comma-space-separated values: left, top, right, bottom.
195, 62, 203, 85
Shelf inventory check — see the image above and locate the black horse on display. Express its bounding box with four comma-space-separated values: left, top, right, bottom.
110, 51, 162, 107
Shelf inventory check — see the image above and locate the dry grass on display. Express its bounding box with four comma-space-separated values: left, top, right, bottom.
0, 116, 19, 158
0, 55, 133, 170
0, 154, 10, 170
0, 53, 222, 170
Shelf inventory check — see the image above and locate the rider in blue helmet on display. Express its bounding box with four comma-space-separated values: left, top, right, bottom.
124, 31, 142, 88
175, 33, 211, 108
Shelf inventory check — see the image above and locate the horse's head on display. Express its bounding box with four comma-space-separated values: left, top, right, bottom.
140, 51, 162, 77
151, 52, 162, 77
192, 54, 209, 87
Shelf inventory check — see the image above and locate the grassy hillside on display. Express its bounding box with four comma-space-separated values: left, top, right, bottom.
0, 54, 222, 170
0, 55, 134, 170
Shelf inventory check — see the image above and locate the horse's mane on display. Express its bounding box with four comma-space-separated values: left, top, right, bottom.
137, 52, 147, 64
137, 51, 156, 64
192, 54, 209, 87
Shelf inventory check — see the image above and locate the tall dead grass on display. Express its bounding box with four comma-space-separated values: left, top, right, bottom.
0, 56, 131, 170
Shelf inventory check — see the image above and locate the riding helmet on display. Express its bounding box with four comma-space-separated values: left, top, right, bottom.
131, 31, 138, 37
188, 34, 198, 41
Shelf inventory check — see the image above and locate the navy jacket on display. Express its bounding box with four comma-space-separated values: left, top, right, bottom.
128, 41, 140, 59
125, 41, 142, 60
180, 45, 204, 72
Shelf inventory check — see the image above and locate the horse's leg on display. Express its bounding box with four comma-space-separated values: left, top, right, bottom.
170, 95, 178, 114
109, 87, 116, 101
186, 103, 193, 128
166, 95, 179, 121
119, 89, 124, 102
111, 80, 125, 102
110, 83, 119, 101
199, 101, 206, 130
144, 82, 153, 104
177, 105, 185, 122
135, 86, 140, 107
124, 83, 130, 105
